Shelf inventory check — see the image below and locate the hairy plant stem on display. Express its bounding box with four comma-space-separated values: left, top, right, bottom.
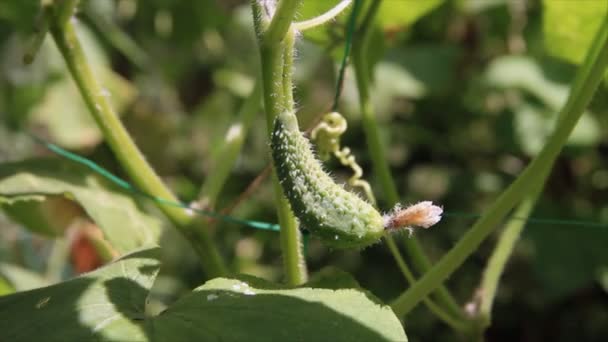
48, 5, 227, 277
351, 0, 464, 322
391, 18, 608, 317
253, 0, 307, 285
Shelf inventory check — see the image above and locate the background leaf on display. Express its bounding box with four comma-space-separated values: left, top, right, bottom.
543, 0, 608, 64
526, 218, 608, 300
485, 56, 601, 154
0, 195, 82, 237
0, 159, 161, 254
0, 262, 50, 292
377, 0, 444, 29
299, 0, 444, 53
29, 24, 137, 148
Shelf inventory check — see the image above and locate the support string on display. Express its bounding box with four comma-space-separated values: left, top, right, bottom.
25, 133, 608, 231
27, 133, 281, 232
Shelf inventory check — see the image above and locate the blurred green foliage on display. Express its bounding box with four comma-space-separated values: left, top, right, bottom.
0, 0, 607, 341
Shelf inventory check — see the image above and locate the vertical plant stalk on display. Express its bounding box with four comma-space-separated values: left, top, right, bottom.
194, 83, 263, 269
253, 0, 308, 285
24, 2, 53, 64
391, 18, 608, 317
351, 0, 463, 320
48, 3, 227, 277
475, 182, 543, 332
198, 82, 262, 207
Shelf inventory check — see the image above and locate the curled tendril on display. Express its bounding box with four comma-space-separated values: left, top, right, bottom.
311, 112, 376, 204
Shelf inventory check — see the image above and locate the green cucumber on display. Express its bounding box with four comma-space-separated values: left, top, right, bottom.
271, 111, 385, 248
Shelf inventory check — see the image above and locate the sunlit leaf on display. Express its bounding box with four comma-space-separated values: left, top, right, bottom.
543, 0, 608, 64
0, 248, 408, 341
153, 276, 407, 341
0, 195, 82, 237
0, 159, 162, 254
0, 247, 160, 341
378, 0, 444, 29
30, 23, 137, 148
485, 56, 601, 154
298, 0, 443, 53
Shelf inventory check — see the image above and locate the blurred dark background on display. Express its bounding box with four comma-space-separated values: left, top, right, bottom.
1, 1, 607, 341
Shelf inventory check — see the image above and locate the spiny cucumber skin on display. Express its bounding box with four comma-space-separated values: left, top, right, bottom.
271, 111, 384, 248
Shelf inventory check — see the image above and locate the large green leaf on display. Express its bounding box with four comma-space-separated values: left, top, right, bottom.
543, 0, 608, 64
0, 159, 161, 254
299, 0, 443, 50
153, 276, 407, 341
0, 247, 408, 341
0, 247, 160, 341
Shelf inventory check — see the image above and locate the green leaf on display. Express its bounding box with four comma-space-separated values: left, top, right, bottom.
0, 278, 12, 296
297, 1, 353, 49
305, 266, 362, 289
299, 0, 443, 52
0, 247, 160, 342
377, 0, 444, 29
543, 0, 608, 64
513, 103, 600, 155
0, 249, 407, 341
0, 0, 39, 32
485, 56, 601, 154
0, 263, 50, 292
485, 56, 566, 108
30, 23, 137, 148
153, 276, 407, 341
0, 195, 82, 237
527, 218, 608, 300
0, 159, 162, 254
